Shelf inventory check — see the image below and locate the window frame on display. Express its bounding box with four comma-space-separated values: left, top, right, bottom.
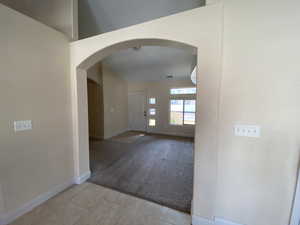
169, 86, 196, 126
169, 99, 184, 125
149, 108, 156, 116
169, 98, 196, 126
148, 118, 156, 127
170, 87, 196, 95
149, 97, 156, 105
148, 97, 157, 129
183, 99, 196, 125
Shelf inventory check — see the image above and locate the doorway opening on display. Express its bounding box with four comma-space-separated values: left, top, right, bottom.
85, 44, 197, 213
87, 77, 104, 141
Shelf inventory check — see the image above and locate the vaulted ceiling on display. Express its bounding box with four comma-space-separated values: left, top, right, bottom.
79, 0, 204, 81
0, 0, 204, 82
79, 0, 206, 38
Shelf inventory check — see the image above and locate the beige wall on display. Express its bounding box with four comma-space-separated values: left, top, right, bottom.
1, 1, 300, 225
0, 185, 4, 217
70, 1, 300, 225
128, 80, 196, 137
70, 4, 222, 222
102, 64, 129, 139
0, 2, 72, 219
0, 0, 78, 40
216, 1, 300, 225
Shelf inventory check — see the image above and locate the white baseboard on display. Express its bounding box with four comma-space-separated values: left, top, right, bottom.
74, 171, 91, 184
215, 218, 244, 225
0, 171, 91, 225
192, 215, 244, 225
192, 215, 214, 225
104, 128, 129, 139
146, 130, 194, 138
0, 178, 74, 225
126, 129, 194, 138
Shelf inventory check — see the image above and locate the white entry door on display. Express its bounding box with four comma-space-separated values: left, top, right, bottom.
128, 92, 147, 131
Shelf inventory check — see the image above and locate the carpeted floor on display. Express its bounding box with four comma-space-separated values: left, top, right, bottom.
108, 131, 145, 143
89, 133, 194, 213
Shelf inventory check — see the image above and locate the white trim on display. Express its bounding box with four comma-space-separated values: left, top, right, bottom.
206, 0, 221, 5
146, 130, 194, 138
71, 0, 78, 41
290, 167, 300, 225
192, 215, 244, 225
192, 215, 214, 225
0, 171, 91, 225
104, 128, 129, 140
215, 218, 244, 225
74, 171, 91, 184
0, 178, 74, 225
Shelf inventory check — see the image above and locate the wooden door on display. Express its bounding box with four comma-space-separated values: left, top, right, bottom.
87, 79, 104, 139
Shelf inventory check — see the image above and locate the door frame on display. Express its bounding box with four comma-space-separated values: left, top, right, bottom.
71, 24, 222, 216
87, 78, 104, 140
128, 90, 147, 132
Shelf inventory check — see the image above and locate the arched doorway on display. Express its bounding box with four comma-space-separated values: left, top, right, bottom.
81, 41, 197, 212
70, 4, 222, 219
74, 38, 197, 175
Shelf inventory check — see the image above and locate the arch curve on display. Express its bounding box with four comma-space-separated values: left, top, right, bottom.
77, 38, 197, 70
70, 5, 223, 219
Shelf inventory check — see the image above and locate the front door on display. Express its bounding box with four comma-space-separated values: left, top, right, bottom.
128, 91, 146, 131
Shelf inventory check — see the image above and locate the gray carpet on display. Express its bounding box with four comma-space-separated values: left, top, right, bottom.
108, 131, 145, 143
89, 133, 194, 213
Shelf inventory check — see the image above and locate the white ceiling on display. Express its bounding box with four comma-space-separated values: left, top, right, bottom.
79, 0, 203, 81
0, 0, 202, 81
79, 0, 205, 38
103, 46, 197, 81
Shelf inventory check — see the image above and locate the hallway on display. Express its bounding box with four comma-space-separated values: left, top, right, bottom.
89, 133, 194, 213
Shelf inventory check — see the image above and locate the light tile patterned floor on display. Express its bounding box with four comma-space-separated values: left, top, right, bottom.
10, 182, 191, 225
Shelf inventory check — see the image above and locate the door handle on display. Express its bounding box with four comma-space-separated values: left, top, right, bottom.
144, 111, 147, 117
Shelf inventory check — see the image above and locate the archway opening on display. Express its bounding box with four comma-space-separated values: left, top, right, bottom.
75, 38, 198, 213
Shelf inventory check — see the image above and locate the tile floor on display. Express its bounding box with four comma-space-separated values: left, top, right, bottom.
10, 182, 191, 225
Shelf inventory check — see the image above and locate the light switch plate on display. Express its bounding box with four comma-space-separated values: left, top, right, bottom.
14, 120, 32, 132
234, 124, 260, 138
